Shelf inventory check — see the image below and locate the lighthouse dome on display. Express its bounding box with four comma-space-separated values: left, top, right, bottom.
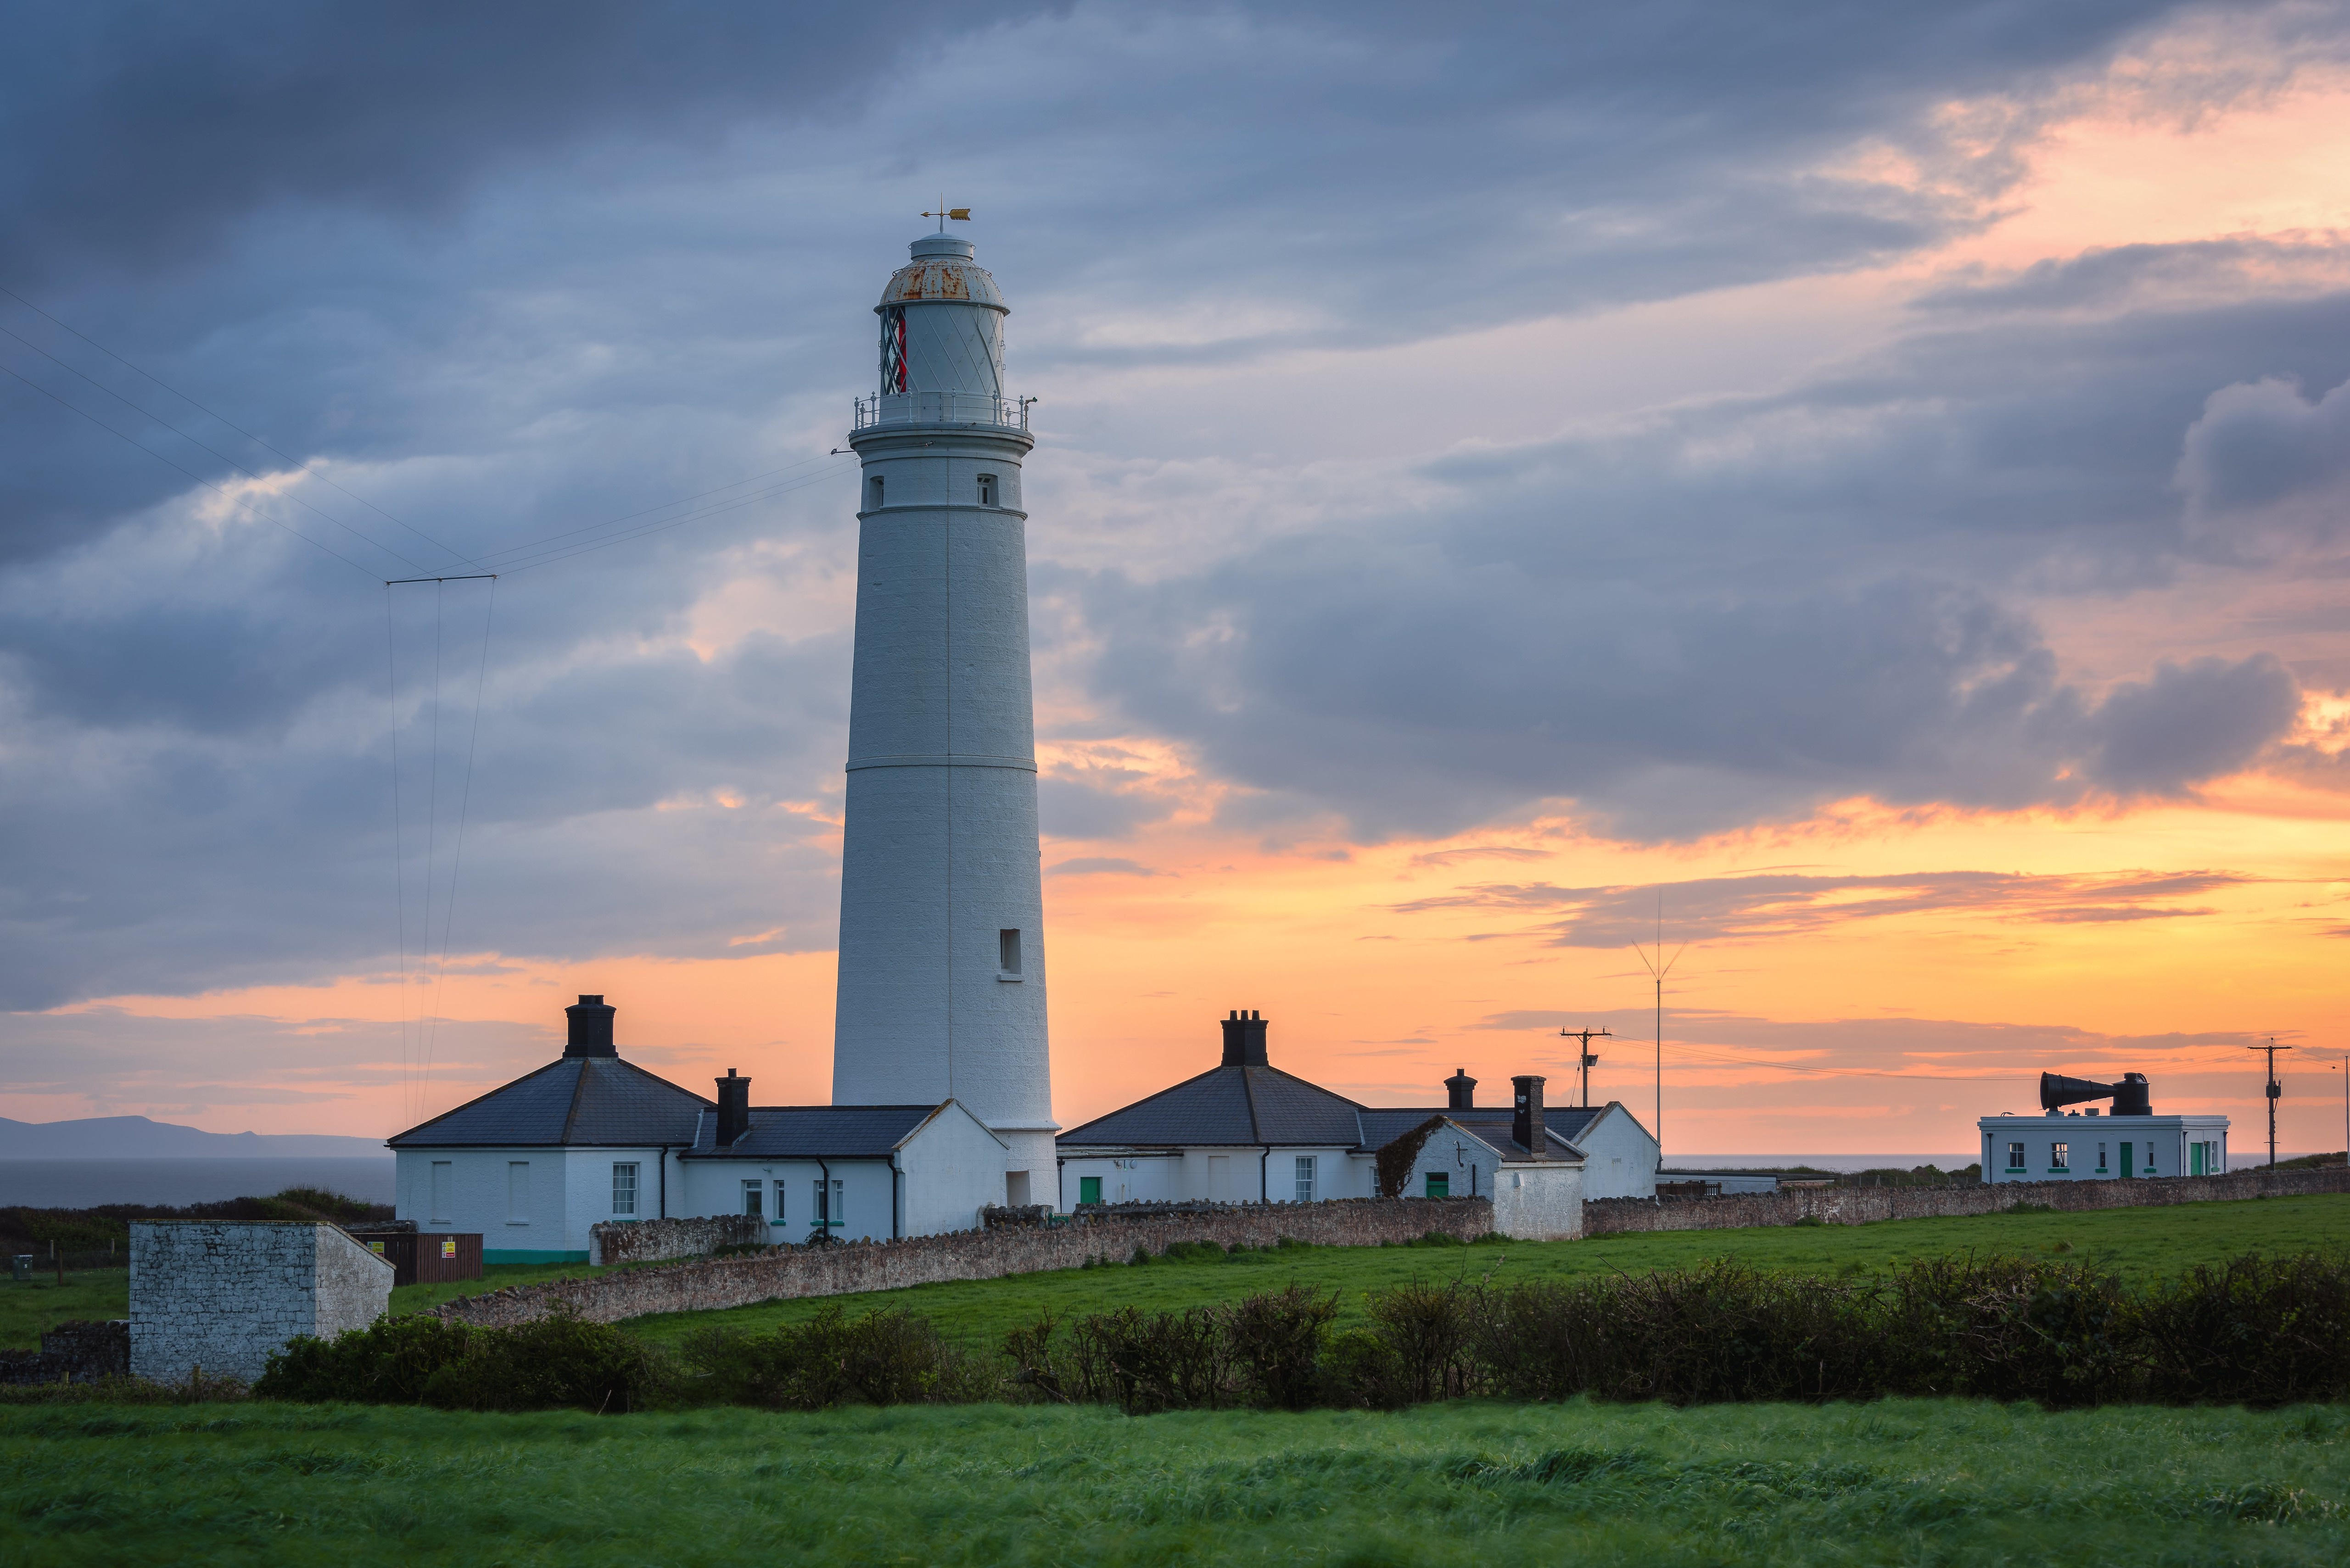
878, 234, 1007, 313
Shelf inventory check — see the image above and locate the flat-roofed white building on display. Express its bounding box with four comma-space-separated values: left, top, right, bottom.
1979, 1113, 2228, 1183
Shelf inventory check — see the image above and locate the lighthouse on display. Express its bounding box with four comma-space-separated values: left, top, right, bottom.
831, 222, 1057, 1205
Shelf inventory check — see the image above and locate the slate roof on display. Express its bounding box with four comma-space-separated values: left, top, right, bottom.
1058, 1065, 1370, 1149
387, 1056, 711, 1149
1356, 1107, 1588, 1161
683, 1104, 988, 1161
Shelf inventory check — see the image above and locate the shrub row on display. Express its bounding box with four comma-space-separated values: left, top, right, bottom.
257, 1248, 2350, 1414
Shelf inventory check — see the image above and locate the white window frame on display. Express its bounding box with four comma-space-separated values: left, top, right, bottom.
611, 1161, 639, 1216
813, 1177, 845, 1228
2005, 1142, 2025, 1172
1294, 1155, 1316, 1204
2050, 1142, 2069, 1172
742, 1178, 763, 1218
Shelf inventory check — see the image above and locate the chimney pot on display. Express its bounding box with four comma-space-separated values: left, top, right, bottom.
1511, 1073, 1548, 1159
1445, 1066, 1477, 1111
1219, 1010, 1270, 1067
563, 995, 617, 1058
715, 1071, 752, 1146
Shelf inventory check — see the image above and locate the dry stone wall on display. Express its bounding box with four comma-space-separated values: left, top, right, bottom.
1585, 1165, 2350, 1234
435, 1197, 1492, 1328
590, 1214, 767, 1267
130, 1221, 394, 1383
0, 1320, 129, 1386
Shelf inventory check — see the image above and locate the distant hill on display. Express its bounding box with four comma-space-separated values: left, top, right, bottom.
0, 1115, 386, 1160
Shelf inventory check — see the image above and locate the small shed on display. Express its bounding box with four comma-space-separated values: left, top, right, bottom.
129, 1221, 392, 1384
347, 1229, 483, 1288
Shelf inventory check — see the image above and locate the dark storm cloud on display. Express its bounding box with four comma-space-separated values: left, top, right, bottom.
0, 0, 2336, 1014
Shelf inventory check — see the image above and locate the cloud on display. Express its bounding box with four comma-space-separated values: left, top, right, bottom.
0, 0, 2339, 1023
2177, 373, 2350, 553
1395, 868, 2247, 945
1047, 857, 1164, 877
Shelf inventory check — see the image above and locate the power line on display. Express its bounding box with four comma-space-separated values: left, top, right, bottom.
423, 577, 496, 1117
0, 359, 379, 580
482, 455, 858, 575
0, 319, 436, 575
0, 281, 476, 570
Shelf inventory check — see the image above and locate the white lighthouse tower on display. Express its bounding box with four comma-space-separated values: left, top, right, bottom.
831, 221, 1057, 1205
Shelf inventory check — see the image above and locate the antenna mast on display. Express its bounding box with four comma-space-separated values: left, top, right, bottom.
1558, 1026, 1613, 1107
1634, 891, 1686, 1159
2248, 1038, 2293, 1169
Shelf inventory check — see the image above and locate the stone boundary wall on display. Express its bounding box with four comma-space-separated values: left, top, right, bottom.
1586, 1165, 2350, 1234
0, 1320, 129, 1386
434, 1197, 1492, 1328
590, 1214, 767, 1267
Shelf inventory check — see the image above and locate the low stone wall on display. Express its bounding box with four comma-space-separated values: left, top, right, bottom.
590, 1214, 767, 1267
435, 1197, 1491, 1328
1586, 1165, 2350, 1234
0, 1320, 129, 1386
130, 1221, 394, 1383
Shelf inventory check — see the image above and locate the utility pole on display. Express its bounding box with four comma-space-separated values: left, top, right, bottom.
1558, 1026, 1613, 1107
2248, 1038, 2292, 1169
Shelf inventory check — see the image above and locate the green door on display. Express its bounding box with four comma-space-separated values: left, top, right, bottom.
2121, 1142, 2134, 1179
1424, 1172, 1449, 1199
1079, 1176, 1102, 1205
2191, 1143, 2205, 1176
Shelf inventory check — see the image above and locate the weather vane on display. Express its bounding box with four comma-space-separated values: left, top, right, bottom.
922, 201, 972, 234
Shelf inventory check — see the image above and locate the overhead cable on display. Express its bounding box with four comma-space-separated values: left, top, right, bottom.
0, 282, 476, 571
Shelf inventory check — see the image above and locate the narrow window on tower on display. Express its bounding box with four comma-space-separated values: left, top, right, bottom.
977, 473, 997, 506
999, 928, 1022, 975
867, 475, 884, 510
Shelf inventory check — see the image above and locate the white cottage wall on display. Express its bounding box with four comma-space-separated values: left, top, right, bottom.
1572, 1106, 1661, 1200
895, 1104, 1013, 1236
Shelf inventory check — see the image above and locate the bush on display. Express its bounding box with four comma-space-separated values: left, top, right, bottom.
682, 1306, 985, 1410
257, 1315, 473, 1403
2137, 1251, 2350, 1406
1224, 1285, 1338, 1410
1069, 1305, 1230, 1413
263, 1307, 672, 1412
421, 1309, 676, 1413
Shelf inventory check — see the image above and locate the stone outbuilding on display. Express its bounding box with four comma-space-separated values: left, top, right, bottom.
129, 1221, 392, 1383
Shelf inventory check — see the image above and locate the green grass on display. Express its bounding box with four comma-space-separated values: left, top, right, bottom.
621, 1192, 2350, 1351
17, 1194, 2350, 1358
3, 1397, 2348, 1564
0, 1272, 129, 1353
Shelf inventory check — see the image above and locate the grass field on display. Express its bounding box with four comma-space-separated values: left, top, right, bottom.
619, 1192, 2350, 1350
3, 1396, 2347, 1565
11, 1194, 2350, 1353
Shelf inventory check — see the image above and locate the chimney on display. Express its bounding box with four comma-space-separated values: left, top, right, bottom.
564, 994, 617, 1058
1220, 1010, 1269, 1067
1445, 1067, 1477, 1110
715, 1069, 751, 1146
1511, 1074, 1547, 1158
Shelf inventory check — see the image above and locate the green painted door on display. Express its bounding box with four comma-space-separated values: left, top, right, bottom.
2191, 1143, 2205, 1176
1424, 1172, 1449, 1198
1079, 1176, 1102, 1205
2121, 1142, 2134, 1178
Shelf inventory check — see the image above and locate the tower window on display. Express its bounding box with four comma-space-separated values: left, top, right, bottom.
867, 475, 884, 510
999, 928, 1022, 974
978, 474, 998, 506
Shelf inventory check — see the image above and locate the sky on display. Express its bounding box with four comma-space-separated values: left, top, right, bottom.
3, 1, 2348, 1160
